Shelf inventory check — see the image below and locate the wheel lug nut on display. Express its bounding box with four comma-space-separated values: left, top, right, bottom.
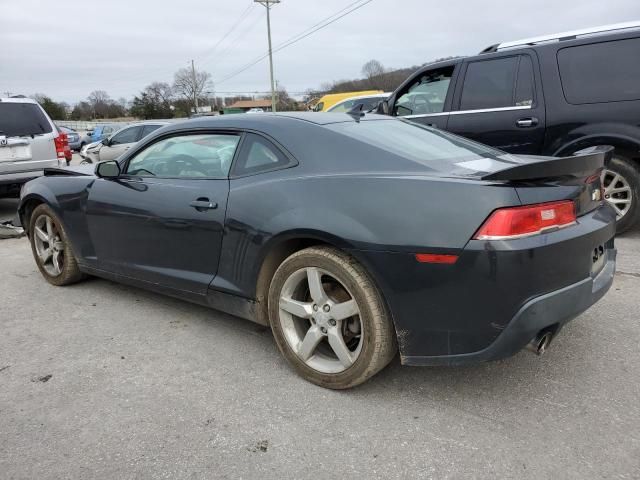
313, 304, 318, 311
329, 319, 336, 326
323, 304, 330, 312
320, 327, 327, 334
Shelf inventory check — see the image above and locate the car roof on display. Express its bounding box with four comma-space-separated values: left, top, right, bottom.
0, 97, 39, 104
169, 112, 391, 130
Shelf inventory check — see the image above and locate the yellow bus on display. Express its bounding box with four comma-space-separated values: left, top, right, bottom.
312, 90, 383, 112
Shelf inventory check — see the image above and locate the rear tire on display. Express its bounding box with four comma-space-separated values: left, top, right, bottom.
268, 246, 397, 389
602, 155, 640, 234
29, 204, 85, 286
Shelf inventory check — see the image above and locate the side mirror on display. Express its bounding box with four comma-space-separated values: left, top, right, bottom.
377, 99, 390, 115
95, 160, 121, 179
101, 138, 110, 146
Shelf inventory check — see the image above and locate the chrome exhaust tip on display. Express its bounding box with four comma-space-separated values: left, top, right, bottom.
526, 332, 553, 355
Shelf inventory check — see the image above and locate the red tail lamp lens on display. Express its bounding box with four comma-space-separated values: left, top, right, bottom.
474, 201, 576, 240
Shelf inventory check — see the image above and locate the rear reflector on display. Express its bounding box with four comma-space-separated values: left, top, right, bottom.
415, 253, 459, 264
474, 201, 576, 240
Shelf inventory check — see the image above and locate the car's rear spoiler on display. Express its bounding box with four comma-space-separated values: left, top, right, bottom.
481, 146, 613, 181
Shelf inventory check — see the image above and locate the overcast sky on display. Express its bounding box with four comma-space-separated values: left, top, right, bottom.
1, 0, 638, 104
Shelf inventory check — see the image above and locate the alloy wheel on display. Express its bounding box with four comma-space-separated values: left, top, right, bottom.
278, 267, 363, 374
601, 167, 632, 219
33, 214, 65, 276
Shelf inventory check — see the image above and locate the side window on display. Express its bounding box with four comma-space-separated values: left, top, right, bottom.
103, 126, 113, 135
110, 126, 141, 145
460, 57, 518, 110
394, 67, 454, 116
330, 100, 354, 113
514, 56, 535, 106
558, 38, 640, 104
141, 124, 162, 137
126, 133, 240, 178
232, 133, 292, 176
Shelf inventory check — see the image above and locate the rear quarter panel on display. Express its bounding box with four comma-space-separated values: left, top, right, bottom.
215, 170, 521, 298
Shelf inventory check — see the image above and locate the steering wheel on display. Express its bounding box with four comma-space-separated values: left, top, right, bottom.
164, 154, 207, 176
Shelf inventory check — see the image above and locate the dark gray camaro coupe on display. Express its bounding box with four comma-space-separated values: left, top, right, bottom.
18, 113, 616, 388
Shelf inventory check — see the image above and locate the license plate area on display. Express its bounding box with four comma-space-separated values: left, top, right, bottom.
0, 144, 32, 162
591, 243, 606, 276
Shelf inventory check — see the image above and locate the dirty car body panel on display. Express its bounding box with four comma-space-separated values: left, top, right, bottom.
19, 113, 616, 365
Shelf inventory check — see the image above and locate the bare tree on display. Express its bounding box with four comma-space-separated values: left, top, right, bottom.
361, 59, 386, 88
173, 67, 212, 113
87, 90, 111, 118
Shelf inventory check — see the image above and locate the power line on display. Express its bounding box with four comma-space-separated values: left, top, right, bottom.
197, 3, 256, 63
214, 0, 374, 85
203, 9, 266, 67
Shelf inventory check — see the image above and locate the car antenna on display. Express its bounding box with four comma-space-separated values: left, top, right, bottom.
346, 103, 366, 122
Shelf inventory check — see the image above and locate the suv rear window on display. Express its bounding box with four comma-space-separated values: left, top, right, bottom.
0, 103, 53, 137
558, 38, 640, 104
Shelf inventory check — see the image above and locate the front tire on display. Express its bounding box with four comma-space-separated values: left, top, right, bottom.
268, 246, 397, 389
601, 155, 640, 233
29, 204, 85, 286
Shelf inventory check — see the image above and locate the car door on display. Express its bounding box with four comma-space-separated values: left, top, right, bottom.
99, 125, 142, 161
391, 65, 457, 130
446, 52, 546, 154
85, 130, 242, 294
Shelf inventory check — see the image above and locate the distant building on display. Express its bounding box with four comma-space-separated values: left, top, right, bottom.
226, 99, 273, 112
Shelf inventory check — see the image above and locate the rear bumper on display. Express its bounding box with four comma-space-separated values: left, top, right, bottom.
352, 204, 617, 365
403, 248, 616, 366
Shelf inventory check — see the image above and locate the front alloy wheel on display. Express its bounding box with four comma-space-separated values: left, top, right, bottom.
33, 214, 65, 276
29, 204, 85, 286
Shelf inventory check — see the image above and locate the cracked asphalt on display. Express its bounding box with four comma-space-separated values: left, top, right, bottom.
1, 197, 639, 479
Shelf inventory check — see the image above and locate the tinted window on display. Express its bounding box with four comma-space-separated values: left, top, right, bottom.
514, 56, 535, 107
460, 57, 518, 110
395, 67, 453, 116
126, 133, 240, 178
141, 124, 162, 137
0, 103, 53, 137
233, 134, 291, 176
110, 126, 141, 145
558, 38, 640, 104
327, 119, 508, 174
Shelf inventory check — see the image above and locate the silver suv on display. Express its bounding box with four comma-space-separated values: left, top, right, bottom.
0, 97, 65, 197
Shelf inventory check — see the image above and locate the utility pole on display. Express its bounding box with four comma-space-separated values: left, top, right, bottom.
254, 0, 279, 112
191, 59, 199, 113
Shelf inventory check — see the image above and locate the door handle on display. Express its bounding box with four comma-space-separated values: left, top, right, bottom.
189, 198, 218, 211
516, 117, 539, 128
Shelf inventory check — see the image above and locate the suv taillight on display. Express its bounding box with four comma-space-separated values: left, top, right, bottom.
473, 201, 577, 240
54, 132, 71, 162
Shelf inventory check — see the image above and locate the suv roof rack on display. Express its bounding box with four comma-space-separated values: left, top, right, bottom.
480, 21, 640, 53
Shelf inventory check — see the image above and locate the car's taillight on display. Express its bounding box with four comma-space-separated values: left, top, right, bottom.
473, 201, 577, 240
54, 132, 68, 160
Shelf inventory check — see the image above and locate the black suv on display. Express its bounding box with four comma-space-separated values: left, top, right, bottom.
380, 22, 640, 232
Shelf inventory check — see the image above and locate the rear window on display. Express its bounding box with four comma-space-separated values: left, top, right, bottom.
558, 38, 640, 104
0, 102, 53, 137
328, 119, 512, 175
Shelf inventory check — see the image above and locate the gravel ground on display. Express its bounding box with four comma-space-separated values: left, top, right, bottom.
0, 195, 639, 479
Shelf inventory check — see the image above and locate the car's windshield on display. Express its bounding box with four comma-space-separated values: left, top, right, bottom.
328, 119, 519, 176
